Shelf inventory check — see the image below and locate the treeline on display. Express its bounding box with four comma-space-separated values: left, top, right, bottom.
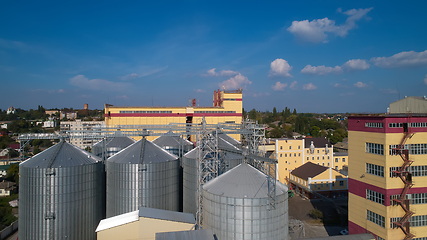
0, 106, 104, 122
243, 107, 348, 144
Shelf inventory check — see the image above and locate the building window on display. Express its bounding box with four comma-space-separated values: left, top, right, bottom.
342, 158, 346, 162
294, 153, 296, 157
321, 183, 323, 187
314, 183, 317, 188
280, 154, 282, 157
391, 215, 427, 228
286, 168, 287, 170
326, 183, 329, 187
290, 146, 292, 149
298, 153, 301, 157
317, 157, 319, 160
366, 189, 385, 205
327, 163, 330, 166
280, 146, 283, 150
367, 210, 385, 228
307, 157, 309, 161
366, 163, 384, 177
339, 181, 344, 186
335, 158, 338, 162
389, 123, 403, 128
285, 154, 287, 157
389, 144, 427, 155
390, 165, 427, 177
322, 163, 325, 166
335, 166, 338, 170
298, 146, 301, 149
390, 193, 427, 205
307, 150, 309, 153
295, 161, 297, 163
312, 157, 314, 160
366, 142, 384, 155
322, 156, 325, 160
332, 182, 335, 187
412, 238, 427, 240
410, 122, 427, 128
328, 156, 329, 160
317, 150, 319, 153
365, 122, 383, 128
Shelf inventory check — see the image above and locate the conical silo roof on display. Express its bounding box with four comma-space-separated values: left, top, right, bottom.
184, 136, 241, 160
108, 138, 178, 164
93, 136, 135, 148
152, 135, 193, 148
20, 141, 101, 168
203, 163, 287, 198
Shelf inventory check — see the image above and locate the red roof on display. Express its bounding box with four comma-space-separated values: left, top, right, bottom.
8, 144, 20, 150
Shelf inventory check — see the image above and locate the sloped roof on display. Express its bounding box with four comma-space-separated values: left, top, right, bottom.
152, 135, 193, 148
333, 152, 348, 156
93, 136, 135, 148
20, 141, 101, 168
218, 133, 240, 146
96, 210, 139, 232
139, 207, 195, 224
107, 138, 178, 164
156, 229, 214, 240
291, 162, 328, 180
303, 137, 332, 148
203, 163, 287, 198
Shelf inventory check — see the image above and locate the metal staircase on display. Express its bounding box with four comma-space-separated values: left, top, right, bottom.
391, 123, 415, 240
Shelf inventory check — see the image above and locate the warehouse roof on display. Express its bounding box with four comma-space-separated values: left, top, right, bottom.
203, 163, 287, 198
20, 141, 101, 168
139, 207, 195, 224
291, 162, 328, 180
156, 229, 214, 240
95, 210, 139, 232
108, 138, 178, 164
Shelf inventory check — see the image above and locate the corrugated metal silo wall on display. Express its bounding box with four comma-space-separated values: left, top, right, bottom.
182, 153, 243, 216
202, 191, 289, 240
182, 155, 198, 216
19, 163, 105, 240
106, 160, 180, 218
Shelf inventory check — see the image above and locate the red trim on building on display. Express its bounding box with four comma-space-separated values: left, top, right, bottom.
106, 113, 242, 117
349, 178, 427, 206
348, 221, 368, 235
348, 115, 427, 133
235, 98, 242, 101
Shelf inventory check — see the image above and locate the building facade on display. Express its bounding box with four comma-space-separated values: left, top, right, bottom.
266, 137, 335, 185
104, 89, 243, 141
348, 114, 427, 240
60, 119, 105, 149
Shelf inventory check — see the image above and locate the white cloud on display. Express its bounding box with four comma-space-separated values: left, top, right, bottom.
354, 81, 367, 88
340, 92, 355, 96
120, 73, 139, 80
371, 50, 427, 68
204, 68, 239, 77
219, 73, 251, 90
334, 83, 348, 88
70, 75, 130, 91
195, 89, 206, 93
220, 70, 239, 76
301, 65, 342, 75
380, 88, 398, 94
303, 83, 317, 90
272, 82, 288, 91
120, 66, 168, 80
269, 59, 293, 77
424, 74, 427, 85
289, 81, 297, 90
287, 7, 373, 43
342, 59, 370, 71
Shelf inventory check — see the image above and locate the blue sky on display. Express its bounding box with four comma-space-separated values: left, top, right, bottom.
1, 1, 427, 113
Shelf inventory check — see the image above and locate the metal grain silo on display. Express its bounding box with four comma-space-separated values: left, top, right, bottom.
19, 140, 105, 240
202, 163, 289, 240
152, 134, 194, 157
182, 139, 243, 216
92, 133, 135, 160
106, 138, 180, 218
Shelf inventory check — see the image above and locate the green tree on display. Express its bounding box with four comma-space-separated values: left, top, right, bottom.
6, 163, 19, 185
248, 109, 257, 120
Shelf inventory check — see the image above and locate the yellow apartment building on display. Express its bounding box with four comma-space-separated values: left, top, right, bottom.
288, 162, 348, 198
266, 137, 336, 185
348, 114, 427, 240
333, 152, 348, 172
104, 89, 243, 141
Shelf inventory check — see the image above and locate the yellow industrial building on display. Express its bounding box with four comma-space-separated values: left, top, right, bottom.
348, 114, 427, 240
104, 89, 242, 141
265, 137, 344, 185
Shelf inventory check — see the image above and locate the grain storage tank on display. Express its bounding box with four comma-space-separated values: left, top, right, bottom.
182, 138, 243, 216
19, 140, 104, 240
92, 133, 135, 160
152, 134, 194, 157
106, 138, 180, 218
202, 163, 289, 240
